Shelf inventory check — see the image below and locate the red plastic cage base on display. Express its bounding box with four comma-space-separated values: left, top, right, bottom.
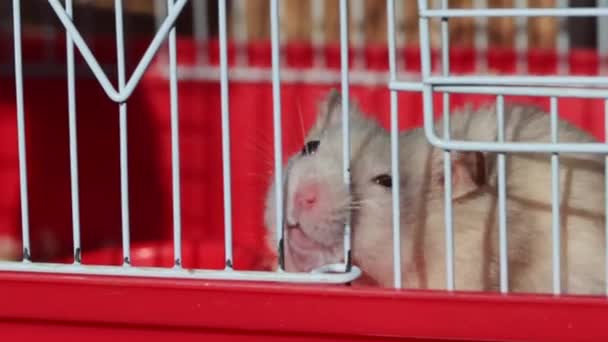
1, 271, 608, 342
3, 35, 608, 341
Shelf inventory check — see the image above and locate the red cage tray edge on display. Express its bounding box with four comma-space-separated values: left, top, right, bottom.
0, 271, 608, 342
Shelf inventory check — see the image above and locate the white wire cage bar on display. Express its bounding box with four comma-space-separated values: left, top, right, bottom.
555, 0, 569, 75
601, 0, 608, 70
439, 0, 455, 291
495, 94, 508, 293
12, 0, 31, 262
47, 0, 188, 103
423, 7, 608, 18
473, 0, 488, 73
191, 0, 209, 65
270, 0, 285, 271
114, 0, 131, 266
549, 96, 561, 294
605, 99, 608, 296
387, 0, 402, 289
218, 0, 233, 270
231, 0, 248, 66
514, 0, 527, 74
339, 0, 354, 272
311, 0, 325, 68
168, 0, 183, 268
65, 0, 81, 264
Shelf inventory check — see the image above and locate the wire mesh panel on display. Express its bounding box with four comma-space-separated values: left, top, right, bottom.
2, 0, 608, 284
1, 0, 362, 285
3, 1, 608, 341
2, 0, 608, 286
391, 0, 608, 295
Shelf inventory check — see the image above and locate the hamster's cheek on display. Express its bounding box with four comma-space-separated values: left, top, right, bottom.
364, 187, 393, 207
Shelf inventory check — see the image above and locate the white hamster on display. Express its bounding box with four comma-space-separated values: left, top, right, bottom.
264, 90, 606, 295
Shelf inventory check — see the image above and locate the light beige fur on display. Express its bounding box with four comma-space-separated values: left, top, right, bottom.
264, 91, 606, 295
354, 103, 606, 295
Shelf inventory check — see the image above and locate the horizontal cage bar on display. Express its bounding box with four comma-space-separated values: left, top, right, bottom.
422, 7, 608, 18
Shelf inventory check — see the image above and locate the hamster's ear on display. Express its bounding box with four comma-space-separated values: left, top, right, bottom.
434, 150, 486, 199
312, 88, 362, 132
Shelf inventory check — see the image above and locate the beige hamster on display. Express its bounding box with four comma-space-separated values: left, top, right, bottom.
263, 89, 393, 276
264, 90, 606, 295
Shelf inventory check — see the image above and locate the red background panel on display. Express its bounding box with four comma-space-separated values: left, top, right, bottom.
0, 34, 608, 341
1, 272, 608, 342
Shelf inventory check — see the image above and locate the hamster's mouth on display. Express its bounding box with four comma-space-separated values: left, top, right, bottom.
286, 224, 328, 251
285, 224, 338, 273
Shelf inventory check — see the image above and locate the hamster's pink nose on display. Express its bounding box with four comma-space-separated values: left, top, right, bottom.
294, 182, 320, 211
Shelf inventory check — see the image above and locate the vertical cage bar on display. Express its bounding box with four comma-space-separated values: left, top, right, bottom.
339, 0, 353, 270
599, 0, 608, 74
605, 98, 608, 296
192, 0, 209, 65
312, 0, 325, 67
153, 0, 167, 64
270, 0, 285, 271
395, 0, 405, 71
440, 0, 455, 291
351, 0, 365, 69
278, 1, 287, 67
395, 0, 405, 47
219, 0, 233, 270
555, 0, 569, 75
232, 0, 248, 66
12, 0, 31, 261
496, 95, 508, 293
115, 0, 131, 266
387, 0, 402, 289
168, 0, 182, 268
550, 96, 561, 295
431, 0, 440, 11
514, 0, 528, 74
66, 0, 81, 263
473, 0, 488, 73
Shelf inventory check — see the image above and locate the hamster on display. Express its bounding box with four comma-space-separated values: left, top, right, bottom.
263, 89, 606, 295
386, 102, 606, 294
263, 89, 393, 278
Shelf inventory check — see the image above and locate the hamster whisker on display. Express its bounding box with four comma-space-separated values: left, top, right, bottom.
244, 143, 275, 164
296, 98, 307, 144
244, 172, 273, 181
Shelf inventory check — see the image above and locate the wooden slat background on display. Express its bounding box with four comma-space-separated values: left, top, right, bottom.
257, 0, 561, 48
0, 1, 598, 51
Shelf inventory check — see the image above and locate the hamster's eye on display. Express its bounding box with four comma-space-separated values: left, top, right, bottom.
371, 174, 392, 188
301, 140, 320, 155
